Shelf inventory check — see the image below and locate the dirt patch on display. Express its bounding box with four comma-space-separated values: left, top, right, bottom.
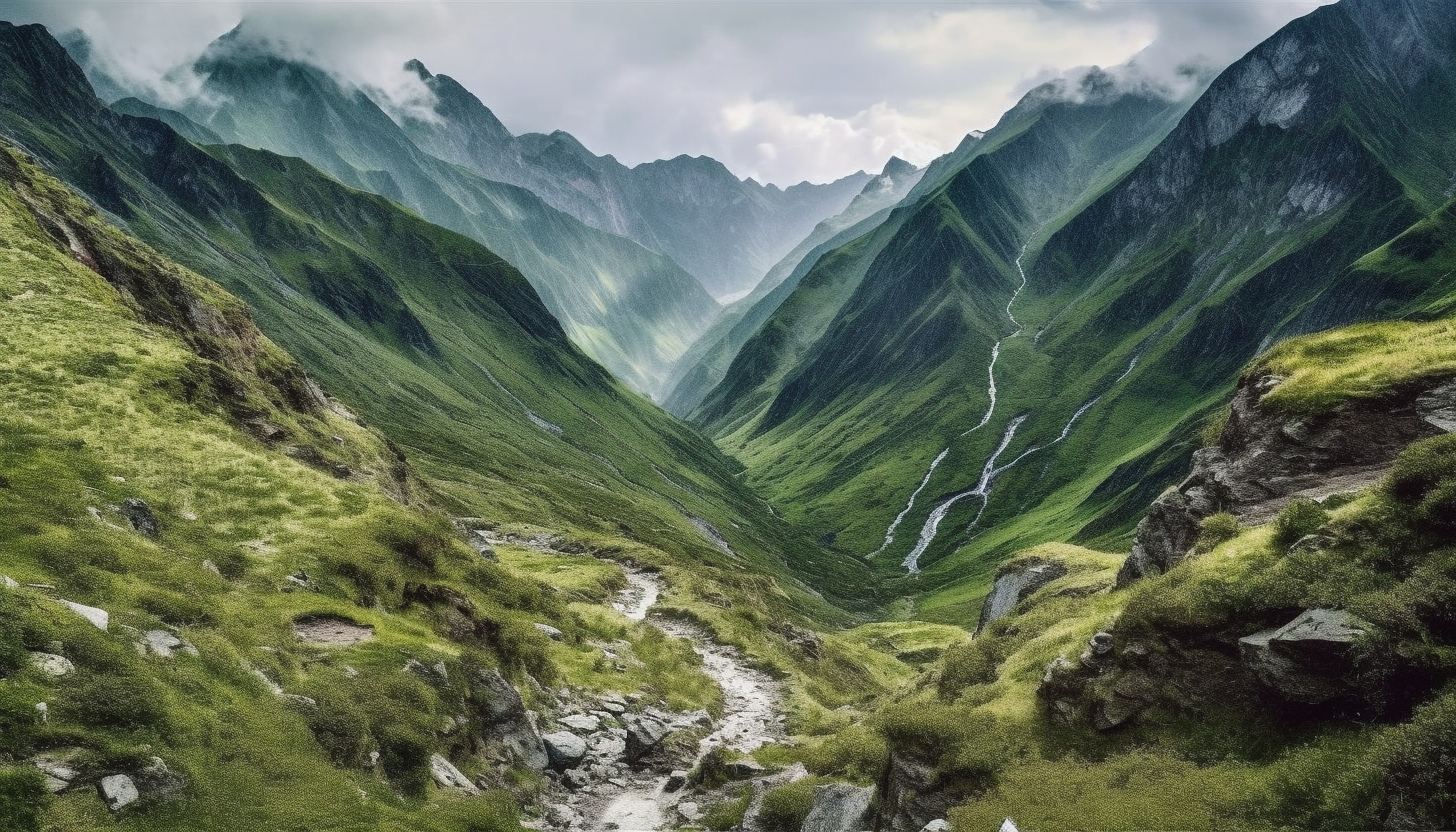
293, 615, 375, 646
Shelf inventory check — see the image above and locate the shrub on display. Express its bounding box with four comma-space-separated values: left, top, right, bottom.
59, 671, 172, 734
1271, 499, 1329, 551
306, 693, 371, 767
375, 725, 432, 796
759, 779, 829, 832
0, 686, 39, 755
938, 639, 1002, 701
802, 723, 887, 782
1194, 512, 1241, 555
1372, 688, 1456, 829
455, 789, 521, 832
701, 786, 752, 831
877, 701, 1006, 774
0, 766, 46, 832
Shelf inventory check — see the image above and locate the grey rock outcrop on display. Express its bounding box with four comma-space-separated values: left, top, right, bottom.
473, 668, 548, 770
533, 623, 564, 640
141, 630, 198, 658
801, 783, 874, 832
1239, 609, 1370, 704
977, 558, 1070, 633
119, 497, 158, 536
542, 731, 588, 770
1118, 373, 1456, 587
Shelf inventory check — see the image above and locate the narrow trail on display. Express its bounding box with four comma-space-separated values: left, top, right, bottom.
590, 571, 784, 832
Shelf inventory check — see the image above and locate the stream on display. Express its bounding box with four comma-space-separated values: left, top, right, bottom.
589, 570, 785, 832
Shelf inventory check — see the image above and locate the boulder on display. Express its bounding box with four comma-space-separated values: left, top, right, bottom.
665, 769, 689, 792
533, 623, 564, 640
58, 600, 109, 630
32, 750, 83, 793
428, 753, 479, 793
1239, 609, 1369, 704
977, 557, 1069, 633
623, 713, 671, 763
597, 692, 628, 714
141, 630, 198, 658
677, 801, 704, 822
2, 575, 18, 589
472, 669, 549, 770
920, 821, 951, 832
801, 783, 874, 832
98, 774, 139, 811
28, 652, 75, 677
118, 498, 158, 536
1079, 632, 1116, 672
542, 731, 588, 770
558, 713, 601, 732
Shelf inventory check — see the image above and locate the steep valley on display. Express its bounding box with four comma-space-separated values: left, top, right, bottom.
3, 0, 1456, 830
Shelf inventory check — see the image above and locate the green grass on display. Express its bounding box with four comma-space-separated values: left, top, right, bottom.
1255, 318, 1456, 416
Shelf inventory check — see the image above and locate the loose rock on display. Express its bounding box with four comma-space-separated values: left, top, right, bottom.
58, 600, 109, 631
118, 498, 158, 536
99, 774, 139, 811
28, 652, 75, 677
559, 713, 601, 732
533, 623, 564, 640
1239, 609, 1370, 703
543, 731, 589, 770
428, 753, 479, 793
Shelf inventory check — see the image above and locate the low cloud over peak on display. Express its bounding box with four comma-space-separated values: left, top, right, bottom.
3, 0, 1329, 186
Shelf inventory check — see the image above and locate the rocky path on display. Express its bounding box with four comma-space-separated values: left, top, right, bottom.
589, 569, 785, 832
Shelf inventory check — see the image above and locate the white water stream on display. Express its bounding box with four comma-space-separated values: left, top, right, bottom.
591, 571, 783, 832
878, 238, 1114, 573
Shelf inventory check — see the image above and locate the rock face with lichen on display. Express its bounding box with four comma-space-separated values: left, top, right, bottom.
977, 558, 1070, 634
1117, 373, 1456, 587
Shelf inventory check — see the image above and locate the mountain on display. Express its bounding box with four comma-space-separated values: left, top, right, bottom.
0, 21, 882, 620
691, 68, 1203, 582
397, 60, 872, 301
661, 155, 925, 416
91, 25, 722, 399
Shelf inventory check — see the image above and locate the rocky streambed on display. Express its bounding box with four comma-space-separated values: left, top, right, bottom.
534, 568, 795, 832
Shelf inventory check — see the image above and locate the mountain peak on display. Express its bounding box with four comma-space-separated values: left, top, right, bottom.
404, 58, 432, 81
880, 156, 917, 178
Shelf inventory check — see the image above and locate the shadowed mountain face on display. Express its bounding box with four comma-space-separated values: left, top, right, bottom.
660, 155, 925, 417
397, 59, 872, 302
94, 26, 721, 399
694, 0, 1456, 614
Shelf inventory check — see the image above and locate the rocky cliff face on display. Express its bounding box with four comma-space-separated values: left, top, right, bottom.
1117, 372, 1456, 587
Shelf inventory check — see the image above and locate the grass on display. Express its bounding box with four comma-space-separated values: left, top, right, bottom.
1255, 318, 1456, 416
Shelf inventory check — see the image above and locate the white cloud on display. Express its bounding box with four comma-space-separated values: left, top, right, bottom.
1, 0, 1330, 185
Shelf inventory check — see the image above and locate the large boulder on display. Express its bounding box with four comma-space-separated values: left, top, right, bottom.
801, 783, 874, 832
978, 558, 1069, 633
542, 731, 588, 770
1239, 609, 1370, 704
473, 668, 549, 769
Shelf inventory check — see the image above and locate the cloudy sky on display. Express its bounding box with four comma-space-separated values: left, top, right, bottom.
3, 0, 1328, 185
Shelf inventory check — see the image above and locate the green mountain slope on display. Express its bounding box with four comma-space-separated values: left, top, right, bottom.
0, 139, 566, 832
694, 74, 1198, 572
131, 26, 720, 399
661, 156, 925, 416
398, 60, 872, 302
0, 21, 874, 620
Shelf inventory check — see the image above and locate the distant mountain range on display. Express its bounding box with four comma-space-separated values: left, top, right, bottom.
63, 25, 872, 397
